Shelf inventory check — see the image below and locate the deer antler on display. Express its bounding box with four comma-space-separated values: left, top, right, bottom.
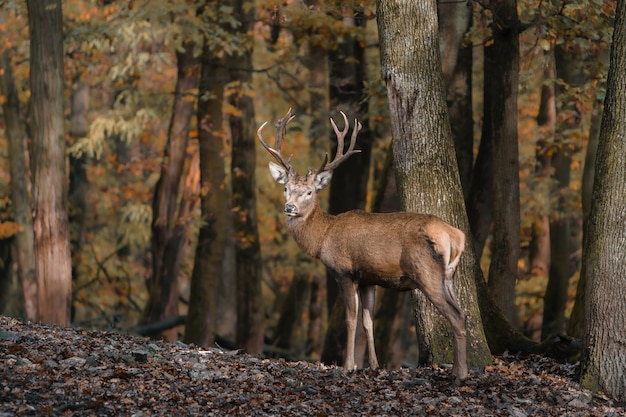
317, 111, 362, 173
257, 108, 296, 172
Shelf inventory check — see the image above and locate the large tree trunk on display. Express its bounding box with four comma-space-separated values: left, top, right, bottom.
0, 49, 37, 321
322, 4, 372, 367
230, 0, 264, 355
184, 38, 228, 348
377, 0, 491, 370
580, 0, 626, 400
484, 0, 520, 326
26, 0, 72, 325
143, 40, 200, 340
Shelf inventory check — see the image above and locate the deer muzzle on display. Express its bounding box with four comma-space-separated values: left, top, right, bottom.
284, 203, 298, 216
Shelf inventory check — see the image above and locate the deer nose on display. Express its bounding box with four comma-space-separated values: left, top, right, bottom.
284, 204, 298, 216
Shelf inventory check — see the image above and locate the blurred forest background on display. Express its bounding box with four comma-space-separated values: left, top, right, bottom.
0, 0, 615, 367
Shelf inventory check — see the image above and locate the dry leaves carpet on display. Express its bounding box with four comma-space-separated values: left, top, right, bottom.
1, 316, 623, 416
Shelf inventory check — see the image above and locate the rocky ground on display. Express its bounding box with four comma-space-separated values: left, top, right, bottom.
1, 315, 623, 416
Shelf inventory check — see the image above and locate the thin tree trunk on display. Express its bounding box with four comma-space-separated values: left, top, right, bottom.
303, 0, 329, 152
465, 123, 493, 260
144, 40, 200, 340
68, 79, 89, 324
184, 38, 227, 348
377, 0, 492, 370
525, 64, 555, 340
230, 0, 263, 355
274, 254, 311, 354
0, 238, 15, 315
438, 0, 473, 193
568, 48, 609, 338
265, 0, 329, 361
529, 62, 555, 284
0, 49, 37, 321
230, 95, 264, 354
68, 79, 89, 232
580, 0, 626, 400
27, 0, 72, 325
306, 271, 325, 360
322, 3, 372, 368
303, 32, 327, 363
542, 43, 586, 339
484, 0, 521, 326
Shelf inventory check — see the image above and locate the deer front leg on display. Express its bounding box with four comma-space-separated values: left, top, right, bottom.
359, 285, 379, 369
340, 280, 359, 371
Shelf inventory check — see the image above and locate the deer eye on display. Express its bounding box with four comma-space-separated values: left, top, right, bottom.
284, 187, 287, 192
307, 191, 313, 196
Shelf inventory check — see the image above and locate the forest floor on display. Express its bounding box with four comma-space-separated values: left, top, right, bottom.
1, 315, 624, 417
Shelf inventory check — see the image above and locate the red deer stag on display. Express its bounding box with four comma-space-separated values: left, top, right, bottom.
258, 109, 468, 383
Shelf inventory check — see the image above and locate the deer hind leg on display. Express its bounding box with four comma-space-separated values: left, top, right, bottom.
359, 285, 379, 369
438, 229, 468, 383
340, 280, 359, 371
419, 278, 468, 383
405, 246, 468, 383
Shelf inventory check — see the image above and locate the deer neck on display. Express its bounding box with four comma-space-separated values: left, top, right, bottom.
285, 204, 333, 259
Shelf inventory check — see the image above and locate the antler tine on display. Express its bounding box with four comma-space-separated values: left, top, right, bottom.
257, 108, 296, 171
274, 108, 296, 155
329, 111, 349, 155
321, 111, 362, 172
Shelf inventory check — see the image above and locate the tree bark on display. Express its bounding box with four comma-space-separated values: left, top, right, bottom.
529, 60, 555, 287
230, 0, 264, 355
484, 0, 521, 326
542, 43, 586, 340
68, 79, 89, 323
306, 271, 325, 361
26, 0, 72, 325
377, 0, 491, 370
465, 121, 493, 260
580, 0, 626, 400
568, 48, 609, 338
143, 40, 200, 340
0, 49, 37, 321
0, 233, 14, 307
184, 37, 228, 348
438, 0, 474, 193
274, 254, 312, 354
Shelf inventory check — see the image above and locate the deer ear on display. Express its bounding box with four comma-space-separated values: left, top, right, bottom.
269, 161, 288, 185
315, 170, 332, 191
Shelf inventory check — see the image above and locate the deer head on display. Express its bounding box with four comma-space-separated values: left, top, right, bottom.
257, 109, 362, 219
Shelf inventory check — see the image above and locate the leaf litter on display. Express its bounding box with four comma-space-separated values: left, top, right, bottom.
1, 316, 623, 416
